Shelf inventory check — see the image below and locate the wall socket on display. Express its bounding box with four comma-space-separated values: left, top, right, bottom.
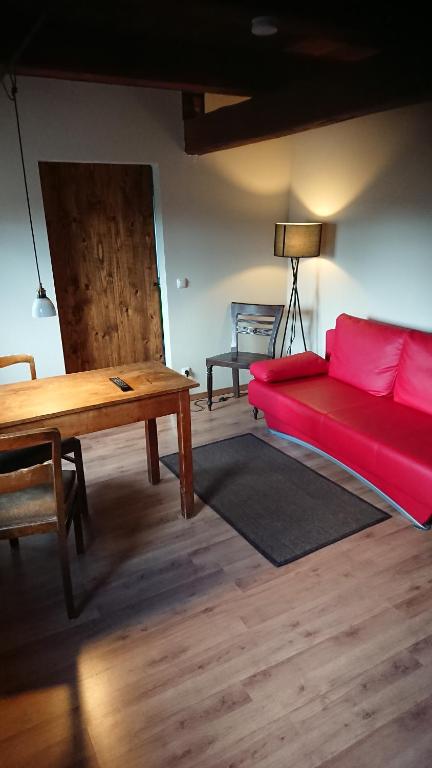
181, 367, 192, 377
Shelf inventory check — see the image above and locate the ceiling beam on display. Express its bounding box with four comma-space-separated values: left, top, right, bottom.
15, 65, 252, 96
184, 58, 432, 154
12, 25, 347, 97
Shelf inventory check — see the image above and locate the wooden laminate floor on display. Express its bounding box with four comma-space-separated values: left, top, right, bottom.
1, 395, 432, 768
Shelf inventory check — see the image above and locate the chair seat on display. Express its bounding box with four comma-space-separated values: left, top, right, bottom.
206, 352, 270, 369
0, 470, 76, 533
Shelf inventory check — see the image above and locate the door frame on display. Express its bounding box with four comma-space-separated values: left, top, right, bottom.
151, 163, 172, 368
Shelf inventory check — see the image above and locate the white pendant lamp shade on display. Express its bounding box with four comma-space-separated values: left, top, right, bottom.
32, 286, 57, 318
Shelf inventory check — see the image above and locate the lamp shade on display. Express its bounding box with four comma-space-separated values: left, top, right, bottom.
32, 286, 57, 318
274, 222, 322, 259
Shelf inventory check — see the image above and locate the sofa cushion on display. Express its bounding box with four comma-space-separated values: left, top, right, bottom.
248, 376, 377, 446
329, 313, 407, 396
250, 352, 328, 383
394, 330, 432, 416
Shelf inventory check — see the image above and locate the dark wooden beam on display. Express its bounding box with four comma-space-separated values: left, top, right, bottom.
184, 57, 432, 154
15, 65, 252, 96
182, 92, 205, 120
12, 23, 348, 97
12, 28, 256, 95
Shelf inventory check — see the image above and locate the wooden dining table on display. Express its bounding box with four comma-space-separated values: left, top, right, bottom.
0, 361, 199, 518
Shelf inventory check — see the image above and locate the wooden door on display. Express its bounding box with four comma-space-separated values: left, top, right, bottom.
39, 162, 164, 373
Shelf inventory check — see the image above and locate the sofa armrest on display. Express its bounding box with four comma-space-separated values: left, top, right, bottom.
250, 352, 329, 383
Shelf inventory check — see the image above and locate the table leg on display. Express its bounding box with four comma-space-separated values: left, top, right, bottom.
207, 365, 213, 411
232, 368, 240, 398
145, 418, 160, 484
177, 390, 194, 518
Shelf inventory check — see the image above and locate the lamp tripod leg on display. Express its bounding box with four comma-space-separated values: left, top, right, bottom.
280, 276, 296, 357
287, 259, 299, 355
296, 284, 307, 351
282, 258, 308, 355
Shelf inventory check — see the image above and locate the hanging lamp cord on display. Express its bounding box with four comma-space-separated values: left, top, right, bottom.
3, 74, 42, 289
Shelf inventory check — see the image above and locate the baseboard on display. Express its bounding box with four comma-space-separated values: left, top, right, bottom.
190, 385, 248, 401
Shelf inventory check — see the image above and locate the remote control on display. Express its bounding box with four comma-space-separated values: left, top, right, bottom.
109, 376, 133, 392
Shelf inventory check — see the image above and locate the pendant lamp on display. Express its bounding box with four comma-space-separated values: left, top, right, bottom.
5, 74, 56, 318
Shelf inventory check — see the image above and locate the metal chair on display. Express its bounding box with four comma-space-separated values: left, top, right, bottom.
0, 429, 87, 618
206, 302, 284, 412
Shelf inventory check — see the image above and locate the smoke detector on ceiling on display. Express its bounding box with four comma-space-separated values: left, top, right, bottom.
251, 16, 278, 37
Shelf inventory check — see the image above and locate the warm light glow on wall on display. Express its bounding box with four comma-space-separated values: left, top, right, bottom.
205, 140, 292, 196
310, 254, 359, 286
290, 120, 404, 217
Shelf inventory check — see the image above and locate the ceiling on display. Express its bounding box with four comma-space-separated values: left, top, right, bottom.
1, 2, 431, 153
1, 1, 430, 95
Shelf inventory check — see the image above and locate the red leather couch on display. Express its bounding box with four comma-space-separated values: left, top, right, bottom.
248, 313, 432, 530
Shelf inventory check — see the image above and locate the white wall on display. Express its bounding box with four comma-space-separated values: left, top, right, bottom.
286, 102, 432, 355
2, 77, 431, 392
0, 77, 291, 388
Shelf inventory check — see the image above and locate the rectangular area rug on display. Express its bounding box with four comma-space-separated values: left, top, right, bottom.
161, 433, 391, 566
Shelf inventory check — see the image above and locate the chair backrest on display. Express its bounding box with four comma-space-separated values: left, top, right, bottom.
230, 303, 285, 359
0, 429, 66, 532
0, 354, 36, 380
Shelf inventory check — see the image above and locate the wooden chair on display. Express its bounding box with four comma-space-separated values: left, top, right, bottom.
0, 353, 37, 380
0, 355, 89, 525
206, 302, 284, 412
0, 429, 87, 618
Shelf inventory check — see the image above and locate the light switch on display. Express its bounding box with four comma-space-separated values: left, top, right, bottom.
176, 278, 189, 289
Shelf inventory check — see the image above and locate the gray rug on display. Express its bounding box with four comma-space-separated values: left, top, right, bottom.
161, 433, 391, 566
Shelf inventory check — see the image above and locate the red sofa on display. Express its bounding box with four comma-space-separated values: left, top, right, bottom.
248, 313, 432, 530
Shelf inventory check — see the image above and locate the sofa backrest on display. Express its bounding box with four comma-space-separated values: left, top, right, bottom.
328, 313, 408, 396
325, 329, 335, 361
394, 330, 432, 416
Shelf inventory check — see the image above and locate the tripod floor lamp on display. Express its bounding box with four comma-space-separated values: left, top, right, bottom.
274, 222, 322, 356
